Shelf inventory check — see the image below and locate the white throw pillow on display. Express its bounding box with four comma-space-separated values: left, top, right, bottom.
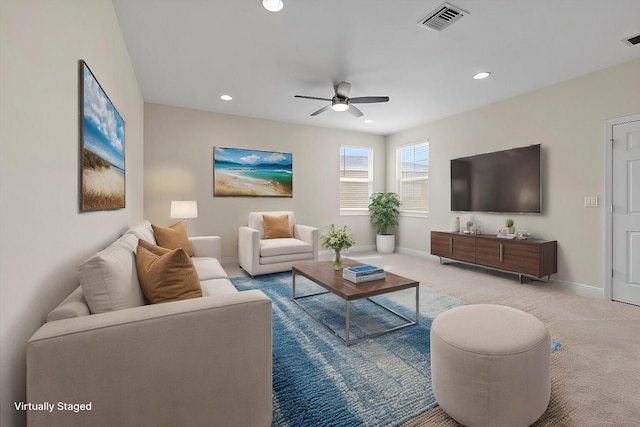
79, 235, 146, 314
125, 220, 157, 244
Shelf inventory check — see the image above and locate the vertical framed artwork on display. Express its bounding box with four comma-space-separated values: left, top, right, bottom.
79, 60, 125, 211
213, 147, 293, 197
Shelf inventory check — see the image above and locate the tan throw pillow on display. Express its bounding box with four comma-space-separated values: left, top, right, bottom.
138, 238, 171, 256
263, 214, 293, 239
135, 245, 202, 304
152, 221, 194, 256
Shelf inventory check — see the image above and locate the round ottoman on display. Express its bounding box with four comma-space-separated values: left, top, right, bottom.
430, 304, 550, 427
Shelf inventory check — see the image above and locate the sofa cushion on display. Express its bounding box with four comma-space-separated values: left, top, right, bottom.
200, 278, 239, 297
259, 252, 314, 265
259, 238, 312, 257
79, 235, 147, 314
152, 221, 194, 257
263, 214, 293, 239
125, 220, 157, 244
191, 257, 229, 281
136, 245, 202, 304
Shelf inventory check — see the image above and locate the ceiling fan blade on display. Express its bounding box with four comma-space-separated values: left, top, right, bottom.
310, 104, 332, 116
295, 95, 333, 102
349, 96, 390, 104
335, 82, 351, 99
347, 104, 363, 117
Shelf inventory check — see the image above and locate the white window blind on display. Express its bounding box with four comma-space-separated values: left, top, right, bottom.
399, 142, 429, 212
340, 146, 372, 210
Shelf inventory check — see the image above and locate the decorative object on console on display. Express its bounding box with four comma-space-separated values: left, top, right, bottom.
170, 200, 198, 233
320, 224, 356, 270
505, 218, 515, 234
79, 60, 125, 212
368, 192, 400, 253
450, 216, 460, 232
463, 220, 473, 234
213, 147, 292, 197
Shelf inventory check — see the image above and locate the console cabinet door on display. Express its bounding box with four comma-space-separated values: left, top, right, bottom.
431, 232, 475, 263
476, 239, 540, 276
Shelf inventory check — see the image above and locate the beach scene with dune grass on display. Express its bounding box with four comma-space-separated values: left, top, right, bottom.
214, 147, 292, 197
80, 62, 125, 211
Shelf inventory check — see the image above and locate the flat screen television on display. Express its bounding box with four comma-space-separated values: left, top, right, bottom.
450, 144, 541, 214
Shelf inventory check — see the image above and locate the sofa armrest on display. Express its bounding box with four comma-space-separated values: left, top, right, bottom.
294, 224, 319, 260
189, 235, 222, 259
238, 226, 260, 275
27, 291, 272, 427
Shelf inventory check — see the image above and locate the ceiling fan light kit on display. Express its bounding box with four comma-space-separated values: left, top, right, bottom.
262, 0, 283, 12
295, 81, 389, 118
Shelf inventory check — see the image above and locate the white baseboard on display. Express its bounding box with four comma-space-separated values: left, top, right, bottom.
548, 278, 605, 299
396, 247, 606, 299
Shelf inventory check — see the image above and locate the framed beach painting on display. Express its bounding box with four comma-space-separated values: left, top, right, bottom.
213, 147, 293, 197
79, 60, 125, 211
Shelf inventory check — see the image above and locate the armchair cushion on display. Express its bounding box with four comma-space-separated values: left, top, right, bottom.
263, 214, 293, 239
260, 238, 313, 257
136, 245, 202, 304
152, 221, 194, 257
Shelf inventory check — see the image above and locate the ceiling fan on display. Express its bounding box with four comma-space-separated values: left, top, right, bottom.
294, 82, 389, 117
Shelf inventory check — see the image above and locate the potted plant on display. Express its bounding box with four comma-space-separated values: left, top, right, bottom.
368, 192, 400, 254
505, 218, 515, 234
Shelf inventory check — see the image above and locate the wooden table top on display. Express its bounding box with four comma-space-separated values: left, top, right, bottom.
292, 259, 419, 300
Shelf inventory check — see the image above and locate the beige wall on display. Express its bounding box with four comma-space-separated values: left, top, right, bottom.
0, 1, 144, 426
386, 59, 640, 290
143, 104, 386, 258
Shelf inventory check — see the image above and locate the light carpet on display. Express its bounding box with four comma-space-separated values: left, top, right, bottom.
231, 272, 465, 427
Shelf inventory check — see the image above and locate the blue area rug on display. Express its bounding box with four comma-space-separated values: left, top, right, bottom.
231, 272, 466, 427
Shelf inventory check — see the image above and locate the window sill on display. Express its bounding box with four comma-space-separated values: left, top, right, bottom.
340, 209, 370, 216
399, 211, 429, 218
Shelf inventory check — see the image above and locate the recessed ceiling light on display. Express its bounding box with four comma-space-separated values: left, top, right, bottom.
262, 0, 283, 12
364, 119, 373, 124
220, 94, 232, 101
473, 72, 491, 80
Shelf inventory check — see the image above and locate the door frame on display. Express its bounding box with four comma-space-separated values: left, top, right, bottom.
604, 113, 640, 300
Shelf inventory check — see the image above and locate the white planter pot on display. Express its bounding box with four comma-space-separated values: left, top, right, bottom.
376, 234, 395, 254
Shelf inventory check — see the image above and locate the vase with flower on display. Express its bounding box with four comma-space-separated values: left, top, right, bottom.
319, 224, 356, 270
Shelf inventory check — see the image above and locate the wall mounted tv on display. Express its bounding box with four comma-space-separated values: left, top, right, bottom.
451, 144, 541, 214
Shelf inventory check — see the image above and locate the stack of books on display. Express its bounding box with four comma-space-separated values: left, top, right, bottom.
343, 265, 386, 284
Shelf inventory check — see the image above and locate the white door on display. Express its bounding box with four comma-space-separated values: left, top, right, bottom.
612, 119, 640, 306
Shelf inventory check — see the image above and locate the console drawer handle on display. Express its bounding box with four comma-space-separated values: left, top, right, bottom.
449, 238, 453, 254
500, 244, 504, 262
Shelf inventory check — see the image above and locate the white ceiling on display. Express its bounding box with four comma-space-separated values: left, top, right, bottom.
112, 0, 640, 136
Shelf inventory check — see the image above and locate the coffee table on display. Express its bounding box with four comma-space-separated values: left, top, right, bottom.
292, 259, 419, 345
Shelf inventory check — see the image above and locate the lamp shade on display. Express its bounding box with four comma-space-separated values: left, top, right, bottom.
170, 201, 198, 219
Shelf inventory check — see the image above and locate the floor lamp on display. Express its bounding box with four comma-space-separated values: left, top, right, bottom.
170, 201, 198, 234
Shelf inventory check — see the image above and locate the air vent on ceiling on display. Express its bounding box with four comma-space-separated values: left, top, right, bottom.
417, 2, 469, 32
622, 33, 640, 46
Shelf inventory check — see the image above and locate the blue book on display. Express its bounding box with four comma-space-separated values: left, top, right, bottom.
344, 265, 384, 277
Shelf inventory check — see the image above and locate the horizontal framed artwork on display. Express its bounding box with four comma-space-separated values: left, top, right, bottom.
213, 147, 293, 197
79, 60, 125, 211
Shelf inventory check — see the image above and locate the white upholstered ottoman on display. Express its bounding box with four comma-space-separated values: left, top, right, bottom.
430, 304, 550, 427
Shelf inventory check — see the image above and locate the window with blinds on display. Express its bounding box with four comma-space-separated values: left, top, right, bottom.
340, 146, 372, 211
398, 142, 429, 212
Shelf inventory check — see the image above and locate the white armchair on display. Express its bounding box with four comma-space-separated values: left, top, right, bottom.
238, 211, 318, 276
